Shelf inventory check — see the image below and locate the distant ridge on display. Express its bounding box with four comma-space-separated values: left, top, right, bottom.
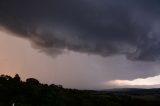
102, 88, 160, 95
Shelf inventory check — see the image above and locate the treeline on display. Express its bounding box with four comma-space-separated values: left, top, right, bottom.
0, 74, 160, 106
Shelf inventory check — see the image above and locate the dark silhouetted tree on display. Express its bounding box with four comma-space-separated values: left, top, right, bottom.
13, 74, 21, 82
26, 78, 40, 85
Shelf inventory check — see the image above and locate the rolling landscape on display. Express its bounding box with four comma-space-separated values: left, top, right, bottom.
0, 74, 160, 106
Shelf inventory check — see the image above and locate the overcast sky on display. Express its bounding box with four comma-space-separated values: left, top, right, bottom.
1, 0, 160, 89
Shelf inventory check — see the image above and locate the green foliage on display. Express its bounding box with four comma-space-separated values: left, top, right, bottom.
0, 74, 160, 106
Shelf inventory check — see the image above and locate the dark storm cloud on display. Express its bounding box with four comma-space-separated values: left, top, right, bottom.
0, 0, 160, 61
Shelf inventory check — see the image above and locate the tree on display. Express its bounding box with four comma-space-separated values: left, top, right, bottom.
13, 74, 21, 82
26, 78, 40, 85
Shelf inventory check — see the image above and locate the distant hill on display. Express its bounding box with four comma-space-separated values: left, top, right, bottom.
104, 88, 160, 95
0, 74, 160, 106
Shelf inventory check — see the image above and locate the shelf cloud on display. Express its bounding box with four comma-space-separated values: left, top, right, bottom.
1, 0, 160, 61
